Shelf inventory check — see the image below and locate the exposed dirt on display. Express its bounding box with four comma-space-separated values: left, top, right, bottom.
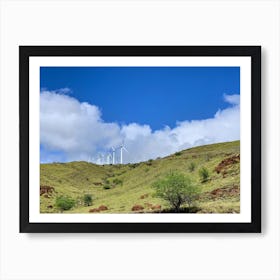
144, 203, 161, 210
89, 205, 108, 213
40, 185, 55, 196
215, 154, 240, 177
98, 205, 108, 211
131, 205, 144, 211
204, 185, 240, 200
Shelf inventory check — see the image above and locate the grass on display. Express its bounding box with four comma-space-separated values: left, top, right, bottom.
40, 140, 240, 214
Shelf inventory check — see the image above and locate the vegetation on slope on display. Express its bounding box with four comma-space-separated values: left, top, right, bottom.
40, 140, 240, 214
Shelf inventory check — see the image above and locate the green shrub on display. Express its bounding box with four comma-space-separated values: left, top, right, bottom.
152, 171, 199, 212
112, 178, 123, 185
103, 178, 110, 184
83, 194, 93, 206
55, 196, 75, 212
205, 154, 210, 161
146, 159, 153, 166
103, 184, 111, 190
199, 167, 209, 183
175, 151, 182, 156
188, 162, 196, 172
130, 163, 138, 169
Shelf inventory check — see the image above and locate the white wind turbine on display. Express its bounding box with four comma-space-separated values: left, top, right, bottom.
119, 141, 128, 164
101, 153, 106, 165
97, 153, 103, 165
107, 153, 112, 165
111, 147, 116, 165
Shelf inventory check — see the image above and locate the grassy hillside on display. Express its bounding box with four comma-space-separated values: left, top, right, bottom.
40, 140, 240, 214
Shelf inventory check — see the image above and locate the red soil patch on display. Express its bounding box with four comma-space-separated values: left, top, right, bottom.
209, 185, 240, 199
89, 205, 108, 213
40, 185, 55, 196
215, 154, 240, 175
89, 208, 100, 213
132, 205, 144, 211
151, 204, 161, 210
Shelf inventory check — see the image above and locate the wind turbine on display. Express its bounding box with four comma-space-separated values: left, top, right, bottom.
111, 147, 116, 165
107, 153, 112, 164
119, 141, 128, 164
101, 153, 105, 165
97, 154, 103, 165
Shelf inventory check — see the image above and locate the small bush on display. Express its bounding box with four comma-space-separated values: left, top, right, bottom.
205, 154, 210, 161
199, 167, 209, 183
188, 162, 196, 172
112, 178, 123, 185
83, 194, 93, 206
175, 151, 182, 156
103, 184, 111, 190
55, 196, 75, 212
146, 159, 153, 166
103, 178, 110, 184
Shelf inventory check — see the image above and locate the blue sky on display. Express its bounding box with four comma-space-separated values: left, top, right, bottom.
40, 67, 240, 131
40, 66, 240, 163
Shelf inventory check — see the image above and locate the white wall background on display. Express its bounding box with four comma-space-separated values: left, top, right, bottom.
0, 0, 279, 279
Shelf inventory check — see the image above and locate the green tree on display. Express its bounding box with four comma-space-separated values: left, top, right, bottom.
55, 196, 75, 212
83, 194, 93, 206
152, 171, 199, 212
199, 167, 209, 183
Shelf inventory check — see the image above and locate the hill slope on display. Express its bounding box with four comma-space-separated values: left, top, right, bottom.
40, 140, 240, 213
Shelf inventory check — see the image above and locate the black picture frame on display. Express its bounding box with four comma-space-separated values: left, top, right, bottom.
20, 46, 261, 233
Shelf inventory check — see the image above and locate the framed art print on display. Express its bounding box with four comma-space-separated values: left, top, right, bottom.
19, 46, 261, 233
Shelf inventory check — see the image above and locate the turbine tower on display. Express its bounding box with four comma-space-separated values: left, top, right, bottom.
119, 141, 128, 164
107, 153, 112, 165
101, 153, 105, 165
111, 147, 116, 164
97, 154, 101, 165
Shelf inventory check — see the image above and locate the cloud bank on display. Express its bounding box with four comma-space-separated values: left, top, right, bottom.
40, 90, 240, 163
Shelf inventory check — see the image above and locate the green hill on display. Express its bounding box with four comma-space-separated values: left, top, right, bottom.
40, 140, 240, 214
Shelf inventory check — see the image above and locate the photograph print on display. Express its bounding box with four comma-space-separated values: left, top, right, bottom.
20, 46, 261, 232
40, 67, 240, 214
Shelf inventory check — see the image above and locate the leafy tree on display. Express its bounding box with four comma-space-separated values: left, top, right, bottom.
83, 194, 93, 206
152, 171, 199, 212
199, 167, 209, 182
55, 196, 75, 212
188, 162, 196, 172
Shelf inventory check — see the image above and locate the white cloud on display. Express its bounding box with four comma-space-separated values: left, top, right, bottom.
40, 90, 240, 163
223, 94, 240, 105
